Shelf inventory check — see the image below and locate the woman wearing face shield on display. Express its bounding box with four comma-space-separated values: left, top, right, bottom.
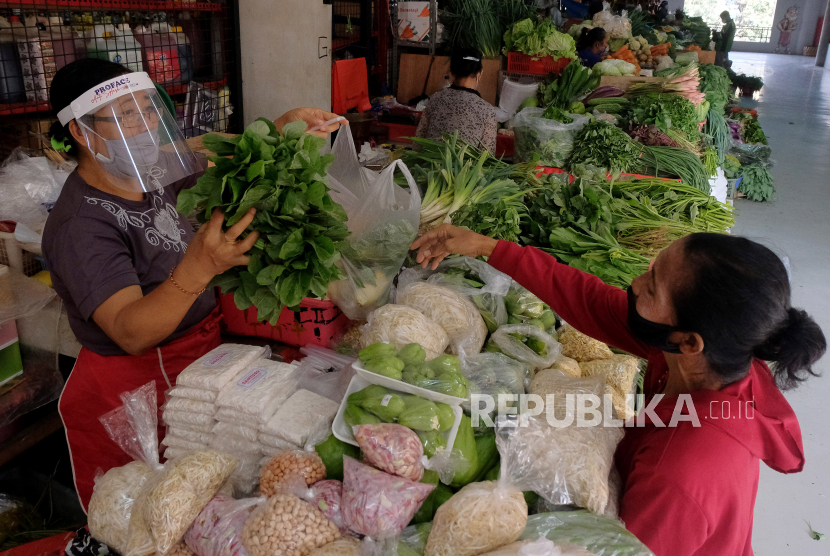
415, 47, 497, 154
42, 58, 345, 510
411, 225, 825, 556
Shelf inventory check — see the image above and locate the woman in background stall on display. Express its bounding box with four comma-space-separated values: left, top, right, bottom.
576, 27, 609, 69
415, 47, 497, 154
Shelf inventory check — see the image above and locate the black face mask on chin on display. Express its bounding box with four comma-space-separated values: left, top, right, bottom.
626, 286, 685, 354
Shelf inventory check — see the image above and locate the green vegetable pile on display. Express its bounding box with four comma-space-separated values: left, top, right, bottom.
176, 119, 350, 323
698, 63, 732, 113
443, 0, 536, 58
537, 59, 599, 110
738, 163, 775, 202
568, 121, 642, 175
627, 93, 700, 139
358, 342, 469, 399
737, 114, 768, 145
503, 18, 577, 59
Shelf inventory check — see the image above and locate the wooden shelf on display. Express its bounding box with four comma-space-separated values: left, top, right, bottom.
0, 408, 63, 468
3, 0, 222, 11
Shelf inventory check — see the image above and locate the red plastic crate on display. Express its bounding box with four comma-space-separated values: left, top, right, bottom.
507, 52, 570, 76
218, 292, 351, 348
377, 122, 418, 144
536, 166, 575, 182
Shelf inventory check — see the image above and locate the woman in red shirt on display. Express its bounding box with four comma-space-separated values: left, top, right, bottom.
411, 224, 826, 556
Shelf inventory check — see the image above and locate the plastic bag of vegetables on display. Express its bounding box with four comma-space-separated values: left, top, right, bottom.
520, 511, 655, 556
397, 257, 512, 334
397, 282, 488, 357
513, 108, 590, 168
327, 127, 422, 320
461, 352, 528, 424
491, 324, 563, 373
361, 305, 450, 360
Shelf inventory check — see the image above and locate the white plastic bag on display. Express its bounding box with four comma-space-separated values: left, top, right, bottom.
211, 421, 259, 443
176, 344, 268, 391
215, 359, 298, 419
88, 461, 153, 555
360, 305, 449, 360
215, 407, 254, 427
0, 266, 56, 326
513, 108, 590, 168
163, 397, 217, 416
492, 325, 563, 372
591, 2, 631, 39
169, 386, 218, 403
0, 149, 74, 229
163, 435, 209, 451
327, 126, 421, 321
163, 409, 216, 428
168, 426, 211, 444
260, 389, 340, 447
184, 494, 259, 556
397, 282, 487, 357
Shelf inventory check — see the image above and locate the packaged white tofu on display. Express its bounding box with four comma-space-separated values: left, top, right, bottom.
216, 360, 298, 418
260, 389, 339, 447
176, 344, 268, 391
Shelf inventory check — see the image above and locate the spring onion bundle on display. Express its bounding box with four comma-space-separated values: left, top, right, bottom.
627, 63, 706, 105
637, 146, 711, 193
704, 108, 730, 164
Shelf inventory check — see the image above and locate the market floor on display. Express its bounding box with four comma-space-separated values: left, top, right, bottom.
728, 52, 830, 554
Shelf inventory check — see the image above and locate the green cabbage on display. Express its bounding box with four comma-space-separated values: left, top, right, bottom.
504, 18, 577, 59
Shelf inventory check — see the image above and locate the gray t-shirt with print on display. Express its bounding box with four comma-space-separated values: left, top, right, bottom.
42, 160, 216, 356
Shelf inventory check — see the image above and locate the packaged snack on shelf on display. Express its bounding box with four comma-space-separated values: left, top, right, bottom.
163, 397, 217, 416
341, 456, 434, 539
557, 325, 613, 362
184, 493, 259, 556
242, 494, 340, 556
397, 282, 488, 357
360, 305, 450, 360
259, 450, 326, 497
260, 389, 340, 447
216, 359, 298, 419
354, 423, 425, 481
176, 344, 269, 392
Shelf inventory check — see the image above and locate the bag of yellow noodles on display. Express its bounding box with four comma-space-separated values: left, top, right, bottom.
96, 381, 238, 556
425, 420, 532, 556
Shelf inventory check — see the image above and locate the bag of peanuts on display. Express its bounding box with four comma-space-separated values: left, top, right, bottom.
281, 478, 345, 531
341, 456, 434, 540
353, 424, 425, 482
241, 493, 341, 556
260, 450, 327, 497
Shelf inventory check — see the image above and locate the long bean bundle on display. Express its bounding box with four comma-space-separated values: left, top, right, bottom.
637, 146, 711, 193
704, 108, 730, 164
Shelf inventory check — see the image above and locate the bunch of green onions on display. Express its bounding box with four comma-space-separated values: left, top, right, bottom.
636, 146, 711, 193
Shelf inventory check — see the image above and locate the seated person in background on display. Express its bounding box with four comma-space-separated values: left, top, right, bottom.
656, 1, 669, 20
577, 27, 609, 68
416, 48, 497, 154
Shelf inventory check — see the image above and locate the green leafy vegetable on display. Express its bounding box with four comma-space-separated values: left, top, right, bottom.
568, 121, 642, 174
503, 18, 577, 59
176, 119, 350, 323
626, 93, 700, 139
738, 163, 775, 202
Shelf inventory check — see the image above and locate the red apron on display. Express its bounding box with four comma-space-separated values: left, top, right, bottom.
58, 308, 222, 512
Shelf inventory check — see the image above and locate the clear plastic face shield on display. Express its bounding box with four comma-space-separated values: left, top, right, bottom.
57, 72, 201, 193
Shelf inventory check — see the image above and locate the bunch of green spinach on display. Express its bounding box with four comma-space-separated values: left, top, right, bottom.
626, 93, 700, 139
567, 121, 643, 174
176, 119, 350, 323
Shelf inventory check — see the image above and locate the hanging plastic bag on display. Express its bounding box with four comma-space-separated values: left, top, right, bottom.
424, 422, 531, 556
397, 282, 488, 357
341, 456, 434, 540
396, 257, 512, 334
327, 126, 421, 321
184, 494, 259, 556
0, 266, 55, 326
354, 423, 425, 482
491, 325, 563, 373
513, 109, 590, 168
520, 511, 655, 556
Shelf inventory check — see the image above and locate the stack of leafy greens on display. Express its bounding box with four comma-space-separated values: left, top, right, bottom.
442, 0, 537, 58
503, 18, 577, 59
738, 163, 775, 202
537, 59, 600, 110
697, 63, 732, 113
176, 119, 350, 323
568, 121, 642, 175
626, 93, 700, 140
404, 133, 534, 241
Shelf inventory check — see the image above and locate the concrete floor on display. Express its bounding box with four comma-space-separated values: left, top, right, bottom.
729, 52, 830, 554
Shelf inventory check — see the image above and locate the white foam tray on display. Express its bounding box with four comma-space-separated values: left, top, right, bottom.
352, 361, 469, 406
332, 374, 463, 453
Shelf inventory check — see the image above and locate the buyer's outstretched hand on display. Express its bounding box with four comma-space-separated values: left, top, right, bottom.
273, 108, 347, 138
410, 224, 498, 269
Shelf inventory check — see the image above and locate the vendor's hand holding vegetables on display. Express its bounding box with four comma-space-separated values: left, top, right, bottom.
41, 58, 345, 512
412, 224, 826, 556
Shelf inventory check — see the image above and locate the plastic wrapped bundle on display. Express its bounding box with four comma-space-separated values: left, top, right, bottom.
480, 538, 596, 556
184, 494, 258, 556
216, 360, 298, 420
520, 511, 654, 556
541, 356, 581, 379
557, 326, 613, 363
176, 344, 268, 392
528, 370, 606, 422
579, 355, 639, 420
163, 398, 217, 416
491, 325, 563, 372
163, 409, 216, 429
215, 408, 255, 427
308, 539, 360, 556
361, 305, 449, 360
397, 282, 488, 357
169, 386, 218, 403
168, 542, 197, 556
260, 450, 326, 497
242, 494, 340, 556
163, 435, 209, 452
168, 427, 211, 444
354, 424, 425, 482
260, 389, 339, 447
212, 422, 259, 443
88, 461, 153, 554
461, 353, 528, 422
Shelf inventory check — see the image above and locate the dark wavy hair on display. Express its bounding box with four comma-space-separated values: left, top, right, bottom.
576, 27, 607, 52
675, 233, 825, 389
49, 58, 129, 156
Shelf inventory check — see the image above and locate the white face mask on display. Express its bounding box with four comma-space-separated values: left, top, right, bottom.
79, 121, 160, 180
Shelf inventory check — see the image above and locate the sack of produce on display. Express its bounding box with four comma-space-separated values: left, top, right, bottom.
503, 285, 557, 334
308, 539, 360, 556
397, 282, 488, 357
491, 325, 563, 373
163, 397, 217, 416
591, 3, 631, 39
242, 494, 341, 556
281, 479, 345, 531
361, 305, 449, 360
327, 126, 421, 321
396, 257, 512, 334
480, 537, 595, 556
520, 511, 655, 556
176, 344, 269, 392
216, 359, 298, 421
341, 456, 435, 539
260, 450, 327, 497
88, 462, 154, 554
579, 355, 640, 420
425, 423, 530, 556
461, 353, 528, 421
528, 369, 607, 422
513, 108, 590, 168
261, 389, 340, 448
354, 423, 425, 482
184, 493, 258, 556
556, 326, 613, 363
